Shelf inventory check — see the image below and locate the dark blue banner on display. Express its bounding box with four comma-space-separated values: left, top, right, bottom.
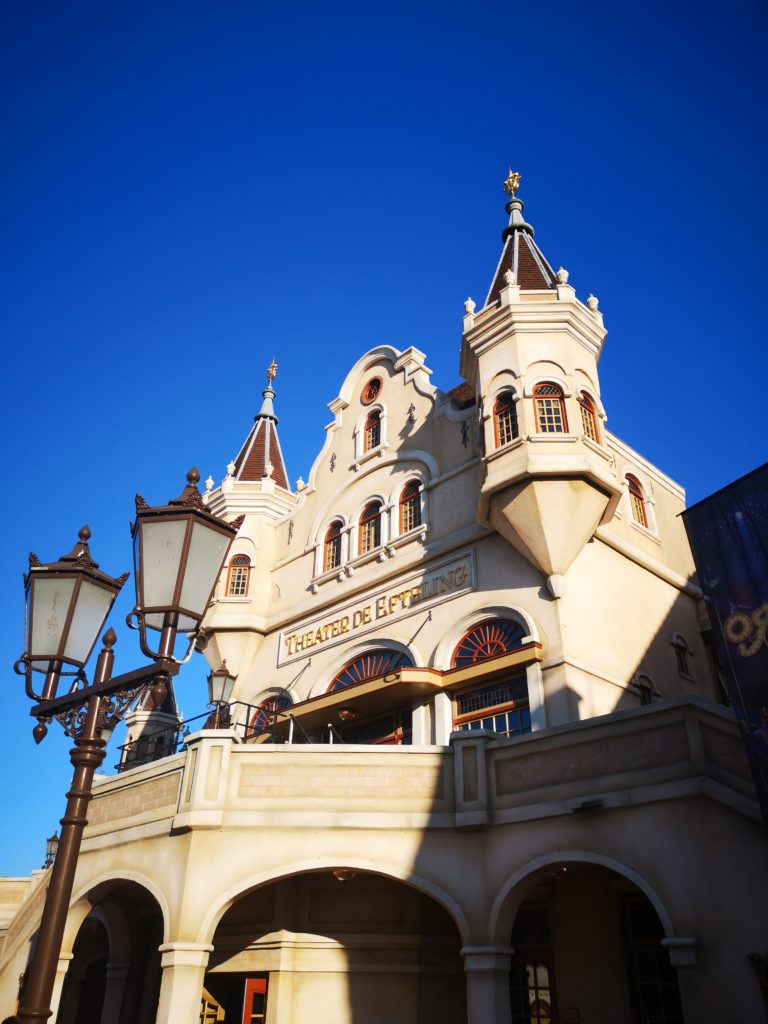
682, 463, 768, 828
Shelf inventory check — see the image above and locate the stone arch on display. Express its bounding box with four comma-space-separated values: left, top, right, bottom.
196, 857, 472, 949
488, 849, 677, 947
71, 870, 171, 944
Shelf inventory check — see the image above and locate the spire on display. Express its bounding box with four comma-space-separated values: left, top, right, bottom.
484, 170, 557, 306
231, 360, 291, 490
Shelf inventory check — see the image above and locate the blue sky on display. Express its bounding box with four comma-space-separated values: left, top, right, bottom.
1, 0, 766, 873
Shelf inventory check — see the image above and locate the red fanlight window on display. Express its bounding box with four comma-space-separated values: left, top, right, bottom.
627, 475, 648, 527
578, 391, 600, 443
324, 520, 343, 572
533, 383, 567, 433
359, 500, 382, 554
493, 391, 519, 447
328, 649, 413, 692
248, 694, 292, 737
226, 555, 251, 597
452, 619, 527, 666
399, 480, 422, 532
364, 409, 381, 452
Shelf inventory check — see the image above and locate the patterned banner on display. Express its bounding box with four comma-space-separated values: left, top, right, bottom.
682, 463, 768, 828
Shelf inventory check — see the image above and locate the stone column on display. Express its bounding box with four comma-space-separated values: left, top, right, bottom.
462, 947, 513, 1024
49, 953, 73, 1022
154, 942, 213, 1024
98, 961, 130, 1024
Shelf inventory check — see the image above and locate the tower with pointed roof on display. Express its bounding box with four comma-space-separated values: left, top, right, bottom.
461, 171, 622, 598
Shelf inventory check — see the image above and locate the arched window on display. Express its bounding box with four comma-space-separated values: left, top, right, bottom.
626, 475, 648, 527
359, 500, 382, 554
670, 634, 693, 679
248, 693, 292, 737
399, 480, 422, 532
324, 520, 343, 572
578, 391, 600, 443
452, 619, 527, 667
363, 409, 381, 452
533, 382, 567, 433
451, 618, 531, 740
493, 391, 519, 447
226, 555, 251, 597
328, 649, 414, 692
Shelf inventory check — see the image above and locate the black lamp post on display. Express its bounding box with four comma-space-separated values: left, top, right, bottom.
14, 469, 241, 1024
42, 833, 59, 870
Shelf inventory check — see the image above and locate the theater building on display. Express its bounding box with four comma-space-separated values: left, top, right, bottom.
0, 175, 765, 1024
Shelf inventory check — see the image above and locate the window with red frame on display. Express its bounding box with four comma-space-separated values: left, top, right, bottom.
248, 694, 292, 738
578, 391, 600, 443
533, 383, 567, 433
241, 977, 268, 1023
328, 649, 413, 692
359, 500, 382, 553
324, 520, 343, 571
363, 409, 381, 451
626, 474, 648, 527
494, 391, 519, 447
451, 619, 531, 739
399, 480, 422, 532
226, 555, 251, 597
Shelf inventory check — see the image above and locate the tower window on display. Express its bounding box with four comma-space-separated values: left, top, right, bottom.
226, 555, 251, 597
533, 383, 567, 433
578, 391, 600, 443
399, 480, 422, 533
324, 520, 343, 572
359, 500, 382, 553
626, 475, 648, 527
494, 392, 519, 447
364, 410, 381, 452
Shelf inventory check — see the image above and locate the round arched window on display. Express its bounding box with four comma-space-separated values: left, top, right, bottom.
249, 693, 292, 736
328, 649, 414, 692
452, 619, 526, 667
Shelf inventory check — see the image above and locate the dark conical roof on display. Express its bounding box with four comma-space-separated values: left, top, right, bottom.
485, 175, 557, 305
232, 362, 291, 491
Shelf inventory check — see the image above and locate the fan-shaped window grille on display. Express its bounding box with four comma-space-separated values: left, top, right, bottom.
249, 694, 292, 736
328, 649, 414, 692
452, 619, 527, 667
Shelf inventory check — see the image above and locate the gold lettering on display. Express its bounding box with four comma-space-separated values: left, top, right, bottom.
340, 616, 350, 634
362, 605, 372, 624
353, 609, 364, 628
453, 566, 467, 587
376, 597, 388, 618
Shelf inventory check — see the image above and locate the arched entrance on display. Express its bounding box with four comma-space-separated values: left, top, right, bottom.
57, 880, 165, 1024
203, 869, 467, 1023
506, 863, 683, 1024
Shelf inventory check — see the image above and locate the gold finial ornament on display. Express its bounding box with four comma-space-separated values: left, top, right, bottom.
266, 358, 278, 383
503, 169, 521, 196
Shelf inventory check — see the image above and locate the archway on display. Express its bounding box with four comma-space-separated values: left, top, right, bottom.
504, 862, 683, 1024
57, 880, 165, 1024
203, 869, 467, 1023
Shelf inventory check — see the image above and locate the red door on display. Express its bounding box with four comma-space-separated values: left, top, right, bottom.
242, 978, 267, 1024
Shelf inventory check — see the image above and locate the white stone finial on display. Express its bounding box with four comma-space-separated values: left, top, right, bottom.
587, 293, 599, 312
295, 476, 306, 491
464, 297, 476, 314
226, 460, 236, 478
264, 462, 274, 479
204, 475, 214, 492
556, 267, 569, 285
503, 268, 517, 287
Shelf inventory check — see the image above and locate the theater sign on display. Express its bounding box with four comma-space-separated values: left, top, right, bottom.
279, 551, 475, 665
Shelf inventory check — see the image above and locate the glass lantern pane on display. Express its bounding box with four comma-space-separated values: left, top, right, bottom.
30, 576, 76, 660
179, 522, 231, 618
63, 579, 114, 665
140, 519, 187, 608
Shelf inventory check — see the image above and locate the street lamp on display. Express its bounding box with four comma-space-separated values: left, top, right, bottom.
13, 468, 241, 1024
42, 833, 59, 870
207, 661, 237, 729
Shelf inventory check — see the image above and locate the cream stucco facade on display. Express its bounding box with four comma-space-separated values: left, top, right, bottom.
1, 183, 765, 1024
